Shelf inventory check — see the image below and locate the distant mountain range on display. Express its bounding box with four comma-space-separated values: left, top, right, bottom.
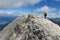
48, 18, 60, 26
0, 16, 18, 23
0, 16, 18, 30
0, 23, 9, 31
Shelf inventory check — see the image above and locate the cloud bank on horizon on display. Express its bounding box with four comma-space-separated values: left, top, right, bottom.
0, 0, 60, 18
0, 0, 41, 16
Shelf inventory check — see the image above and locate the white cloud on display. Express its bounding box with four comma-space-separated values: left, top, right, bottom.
58, 10, 60, 14
47, 13, 57, 18
54, 0, 60, 1
34, 5, 58, 18
35, 5, 56, 13
0, 11, 22, 16
0, 0, 41, 8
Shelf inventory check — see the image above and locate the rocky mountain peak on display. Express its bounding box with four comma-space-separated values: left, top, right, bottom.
0, 14, 60, 40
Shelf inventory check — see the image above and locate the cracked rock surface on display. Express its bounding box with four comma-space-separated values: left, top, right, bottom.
0, 14, 60, 40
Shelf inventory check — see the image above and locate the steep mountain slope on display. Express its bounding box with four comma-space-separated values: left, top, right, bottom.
0, 14, 60, 40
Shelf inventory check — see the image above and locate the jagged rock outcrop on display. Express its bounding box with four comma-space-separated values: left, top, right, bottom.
0, 14, 60, 40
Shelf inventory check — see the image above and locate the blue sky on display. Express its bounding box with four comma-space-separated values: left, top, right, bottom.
0, 0, 60, 18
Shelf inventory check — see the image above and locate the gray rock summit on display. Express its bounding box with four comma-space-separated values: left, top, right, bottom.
0, 14, 60, 40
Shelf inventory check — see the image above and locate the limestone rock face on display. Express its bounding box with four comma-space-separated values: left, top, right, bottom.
0, 14, 60, 40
